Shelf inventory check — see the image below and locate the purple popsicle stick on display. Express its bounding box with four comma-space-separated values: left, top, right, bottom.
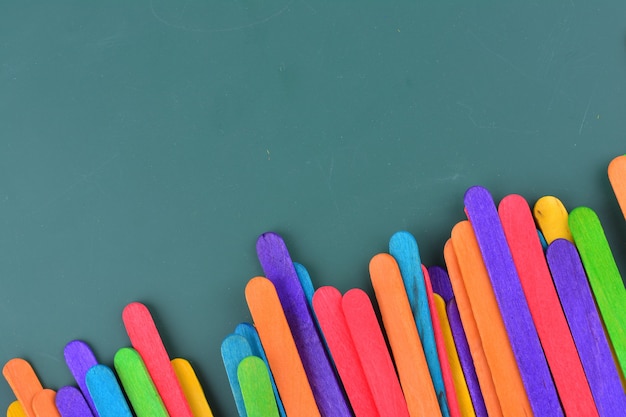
256, 232, 352, 417
64, 340, 100, 417
446, 299, 488, 417
464, 186, 562, 416
56, 386, 95, 417
427, 266, 455, 303
546, 239, 626, 416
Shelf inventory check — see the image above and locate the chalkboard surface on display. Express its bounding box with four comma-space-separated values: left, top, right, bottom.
2, 2, 626, 414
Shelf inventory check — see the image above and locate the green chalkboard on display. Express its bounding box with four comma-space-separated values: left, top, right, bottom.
2, 1, 626, 415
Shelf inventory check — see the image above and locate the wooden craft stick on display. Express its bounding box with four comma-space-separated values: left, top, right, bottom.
532, 196, 573, 243
114, 347, 168, 417
2, 358, 44, 417
443, 240, 500, 417
547, 239, 626, 416
237, 356, 280, 417
342, 288, 410, 417
7, 401, 26, 417
608, 154, 626, 219
499, 194, 597, 415
221, 334, 253, 417
423, 266, 461, 417
234, 323, 285, 417
256, 232, 351, 417
433, 294, 475, 417
171, 358, 215, 417
63, 340, 99, 416
244, 276, 321, 417
122, 302, 193, 417
85, 365, 133, 417
569, 206, 626, 377
388, 232, 448, 417
294, 262, 315, 311
428, 265, 455, 303
451, 221, 532, 417
32, 389, 60, 417
464, 186, 562, 416
369, 253, 441, 417
55, 386, 94, 417
312, 286, 379, 417
446, 300, 488, 417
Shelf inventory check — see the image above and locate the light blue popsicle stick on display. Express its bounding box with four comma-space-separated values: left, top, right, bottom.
85, 365, 133, 417
221, 333, 253, 417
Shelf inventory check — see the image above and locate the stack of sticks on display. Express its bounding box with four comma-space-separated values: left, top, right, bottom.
4, 155, 626, 417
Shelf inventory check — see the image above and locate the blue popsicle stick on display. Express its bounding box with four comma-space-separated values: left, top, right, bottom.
85, 365, 133, 417
221, 333, 253, 417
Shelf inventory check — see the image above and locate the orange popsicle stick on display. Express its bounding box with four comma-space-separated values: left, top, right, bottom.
245, 277, 321, 417
608, 155, 626, 220
369, 253, 441, 417
32, 390, 60, 417
443, 240, 502, 417
451, 221, 531, 417
2, 359, 44, 417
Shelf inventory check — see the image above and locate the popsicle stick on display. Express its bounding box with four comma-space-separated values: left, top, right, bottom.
423, 266, 461, 417
237, 356, 280, 417
312, 286, 379, 417
122, 302, 193, 417
532, 196, 573, 243
294, 262, 315, 311
63, 340, 99, 416
256, 233, 351, 417
2, 358, 44, 417
32, 389, 60, 417
342, 288, 410, 417
464, 186, 562, 416
428, 266, 455, 303
446, 300, 488, 417
608, 154, 626, 219
114, 347, 168, 417
499, 194, 597, 415
234, 323, 285, 417
388, 232, 448, 417
244, 276, 321, 417
55, 386, 94, 417
171, 358, 215, 417
85, 365, 132, 417
569, 206, 626, 377
547, 239, 626, 416
443, 240, 501, 417
221, 334, 253, 417
7, 401, 26, 417
369, 254, 441, 417
433, 294, 475, 417
451, 221, 531, 417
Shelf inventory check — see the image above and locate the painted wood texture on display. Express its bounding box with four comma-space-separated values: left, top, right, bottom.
499, 194, 597, 416
221, 333, 253, 417
171, 358, 215, 417
7, 401, 26, 417
464, 186, 562, 416
312, 286, 379, 417
244, 276, 320, 417
342, 288, 410, 417
55, 386, 94, 417
546, 239, 626, 416
608, 154, 626, 219
388, 232, 448, 417
122, 302, 193, 417
63, 340, 99, 417
532, 196, 573, 243
569, 206, 626, 377
32, 389, 60, 417
256, 232, 351, 417
85, 365, 133, 417
428, 265, 455, 303
2, 358, 44, 417
237, 356, 280, 417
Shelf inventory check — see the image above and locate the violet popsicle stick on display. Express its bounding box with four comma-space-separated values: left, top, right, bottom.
56, 386, 95, 417
64, 340, 100, 417
546, 239, 626, 416
428, 266, 455, 303
446, 300, 488, 417
464, 186, 563, 416
256, 232, 351, 417
389, 232, 449, 417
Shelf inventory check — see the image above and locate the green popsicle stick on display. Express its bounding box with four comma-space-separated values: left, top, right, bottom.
237, 356, 280, 417
569, 206, 626, 377
114, 347, 169, 417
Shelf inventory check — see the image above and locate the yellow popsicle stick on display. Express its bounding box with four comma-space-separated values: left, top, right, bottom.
31, 389, 60, 417
2, 359, 44, 417
533, 196, 573, 243
171, 358, 215, 417
433, 294, 475, 417
7, 402, 26, 417
608, 154, 626, 220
